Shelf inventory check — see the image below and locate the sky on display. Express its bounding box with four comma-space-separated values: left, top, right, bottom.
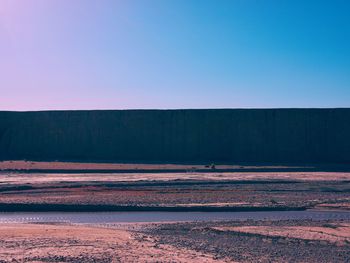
0, 0, 349, 111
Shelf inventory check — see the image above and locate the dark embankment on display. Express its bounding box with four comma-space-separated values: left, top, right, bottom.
0, 109, 350, 163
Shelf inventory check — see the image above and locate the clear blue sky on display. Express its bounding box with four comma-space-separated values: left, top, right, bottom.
0, 0, 349, 110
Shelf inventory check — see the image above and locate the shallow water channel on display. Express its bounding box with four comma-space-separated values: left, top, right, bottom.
0, 210, 349, 223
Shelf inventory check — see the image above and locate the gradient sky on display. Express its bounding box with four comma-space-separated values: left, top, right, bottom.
0, 0, 349, 110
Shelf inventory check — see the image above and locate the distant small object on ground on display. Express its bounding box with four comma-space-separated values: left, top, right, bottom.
205, 163, 216, 169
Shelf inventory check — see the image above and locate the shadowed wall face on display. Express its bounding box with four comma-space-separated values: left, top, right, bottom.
0, 109, 349, 163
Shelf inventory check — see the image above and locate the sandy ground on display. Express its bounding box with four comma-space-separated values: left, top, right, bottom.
0, 169, 349, 211
0, 178, 349, 210
2, 161, 350, 182
313, 202, 350, 211
0, 161, 349, 262
212, 223, 350, 245
1, 171, 350, 184
0, 223, 225, 263
149, 220, 350, 262
1, 220, 349, 262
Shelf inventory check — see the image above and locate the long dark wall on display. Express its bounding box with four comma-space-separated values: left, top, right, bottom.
0, 109, 349, 163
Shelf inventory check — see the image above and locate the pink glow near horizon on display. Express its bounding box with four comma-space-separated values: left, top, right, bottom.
1, 0, 349, 110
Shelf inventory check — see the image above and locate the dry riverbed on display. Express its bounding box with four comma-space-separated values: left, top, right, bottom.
0, 172, 349, 211
0, 161, 349, 262
1, 161, 349, 212
0, 219, 349, 262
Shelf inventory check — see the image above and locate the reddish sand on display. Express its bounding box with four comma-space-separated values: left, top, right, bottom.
1, 171, 350, 184
0, 223, 226, 262
1, 161, 350, 182
0, 162, 349, 210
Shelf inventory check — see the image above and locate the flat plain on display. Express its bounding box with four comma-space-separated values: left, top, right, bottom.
0, 161, 349, 262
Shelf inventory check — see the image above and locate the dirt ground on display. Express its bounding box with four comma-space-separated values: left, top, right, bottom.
148, 219, 350, 263
0, 223, 224, 263
212, 223, 350, 245
0, 161, 350, 262
0, 171, 349, 211
2, 170, 350, 183
1, 220, 349, 263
